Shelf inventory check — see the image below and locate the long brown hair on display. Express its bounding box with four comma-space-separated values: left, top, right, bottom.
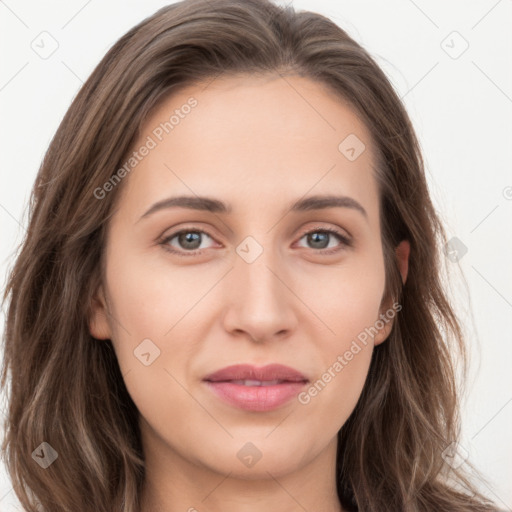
1, 0, 497, 510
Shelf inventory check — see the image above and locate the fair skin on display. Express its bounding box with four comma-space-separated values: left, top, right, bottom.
89, 73, 409, 512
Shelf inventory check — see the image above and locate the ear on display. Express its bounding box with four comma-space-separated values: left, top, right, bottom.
374, 239, 410, 346
88, 284, 112, 340
395, 239, 410, 285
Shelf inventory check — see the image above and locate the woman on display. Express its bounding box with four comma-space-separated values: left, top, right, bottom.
0, 0, 499, 510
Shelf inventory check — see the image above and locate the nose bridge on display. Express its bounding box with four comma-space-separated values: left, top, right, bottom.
236, 244, 282, 304
222, 233, 297, 341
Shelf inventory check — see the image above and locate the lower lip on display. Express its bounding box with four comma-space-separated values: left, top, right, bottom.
203, 381, 308, 411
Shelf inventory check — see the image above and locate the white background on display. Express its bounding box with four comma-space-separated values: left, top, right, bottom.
1, 0, 511, 510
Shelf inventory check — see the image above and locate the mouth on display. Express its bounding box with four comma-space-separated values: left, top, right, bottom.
217, 379, 302, 386
202, 364, 309, 412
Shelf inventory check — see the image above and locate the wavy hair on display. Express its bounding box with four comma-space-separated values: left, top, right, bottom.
1, 0, 497, 510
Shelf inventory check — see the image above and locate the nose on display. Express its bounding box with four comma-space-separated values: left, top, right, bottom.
221, 245, 298, 344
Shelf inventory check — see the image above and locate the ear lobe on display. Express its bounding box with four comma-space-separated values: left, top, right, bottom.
88, 284, 112, 340
373, 316, 394, 346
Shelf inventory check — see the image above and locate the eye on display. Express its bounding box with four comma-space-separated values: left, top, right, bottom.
295, 227, 352, 255
159, 226, 352, 257
160, 228, 217, 256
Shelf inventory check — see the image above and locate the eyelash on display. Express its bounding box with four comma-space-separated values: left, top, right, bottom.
159, 225, 352, 257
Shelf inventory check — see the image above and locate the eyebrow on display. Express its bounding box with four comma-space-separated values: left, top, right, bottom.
137, 193, 368, 222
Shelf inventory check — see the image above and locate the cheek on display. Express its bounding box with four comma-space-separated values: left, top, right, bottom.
295, 252, 385, 424
101, 247, 171, 376
298, 307, 377, 435
299, 349, 372, 435
103, 250, 200, 429
103, 243, 222, 405
104, 242, 208, 343
297, 246, 386, 346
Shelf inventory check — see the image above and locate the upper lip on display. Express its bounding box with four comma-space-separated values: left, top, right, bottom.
203, 364, 309, 383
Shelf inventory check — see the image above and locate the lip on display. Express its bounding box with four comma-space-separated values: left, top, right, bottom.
203, 363, 308, 383
202, 364, 309, 412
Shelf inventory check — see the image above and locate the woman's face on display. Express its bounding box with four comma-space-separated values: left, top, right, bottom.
89, 74, 408, 480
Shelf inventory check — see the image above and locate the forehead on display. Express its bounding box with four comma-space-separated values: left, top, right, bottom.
115, 73, 380, 225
